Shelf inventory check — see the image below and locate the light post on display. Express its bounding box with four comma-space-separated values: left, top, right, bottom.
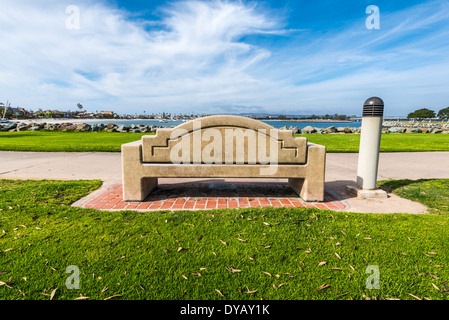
347, 97, 387, 199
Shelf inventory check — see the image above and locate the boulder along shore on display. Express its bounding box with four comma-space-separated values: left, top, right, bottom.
1, 120, 448, 134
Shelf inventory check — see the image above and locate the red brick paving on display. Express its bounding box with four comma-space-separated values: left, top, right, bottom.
80, 182, 347, 212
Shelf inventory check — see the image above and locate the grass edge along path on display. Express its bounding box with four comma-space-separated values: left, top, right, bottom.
0, 131, 449, 152
378, 179, 449, 215
0, 179, 448, 300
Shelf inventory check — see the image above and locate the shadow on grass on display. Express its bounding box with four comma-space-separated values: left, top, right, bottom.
377, 179, 434, 193
0, 132, 48, 138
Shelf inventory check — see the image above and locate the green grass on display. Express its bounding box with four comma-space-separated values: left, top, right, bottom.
1, 179, 448, 300
0, 131, 150, 152
299, 133, 449, 153
0, 131, 449, 152
378, 179, 449, 215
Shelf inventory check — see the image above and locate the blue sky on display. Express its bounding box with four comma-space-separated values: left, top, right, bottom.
1, 0, 448, 116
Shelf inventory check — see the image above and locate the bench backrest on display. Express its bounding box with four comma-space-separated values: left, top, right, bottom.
141, 115, 307, 164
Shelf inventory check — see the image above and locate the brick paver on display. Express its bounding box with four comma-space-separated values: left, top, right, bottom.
81, 182, 347, 212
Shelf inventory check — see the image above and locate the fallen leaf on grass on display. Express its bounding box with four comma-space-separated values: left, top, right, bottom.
192, 272, 202, 277
50, 288, 57, 300
407, 293, 421, 300
318, 261, 327, 267
432, 283, 441, 292
215, 289, 224, 297
329, 267, 343, 271
237, 238, 247, 242
263, 222, 271, 226
0, 281, 12, 288
262, 271, 272, 277
75, 296, 89, 300
317, 283, 330, 291
225, 266, 241, 273
418, 272, 439, 279
101, 286, 108, 293
245, 288, 257, 294
182, 274, 188, 280
335, 253, 342, 260
104, 294, 122, 300
220, 240, 228, 246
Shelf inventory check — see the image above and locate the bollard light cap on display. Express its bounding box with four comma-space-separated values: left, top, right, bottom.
363, 97, 384, 117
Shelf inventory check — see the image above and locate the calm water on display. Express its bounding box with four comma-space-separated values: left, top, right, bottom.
83, 119, 362, 129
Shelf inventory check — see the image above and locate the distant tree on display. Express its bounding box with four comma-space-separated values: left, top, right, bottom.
407, 108, 435, 120
437, 107, 449, 120
333, 114, 348, 121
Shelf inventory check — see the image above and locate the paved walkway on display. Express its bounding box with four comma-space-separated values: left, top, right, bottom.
2, 151, 448, 214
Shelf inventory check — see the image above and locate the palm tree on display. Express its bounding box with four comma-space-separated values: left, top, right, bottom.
1, 101, 10, 120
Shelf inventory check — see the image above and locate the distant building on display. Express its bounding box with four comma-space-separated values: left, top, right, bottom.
99, 111, 115, 118
8, 107, 32, 118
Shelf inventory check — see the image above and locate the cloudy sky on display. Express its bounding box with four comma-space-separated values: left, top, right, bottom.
1, 0, 448, 116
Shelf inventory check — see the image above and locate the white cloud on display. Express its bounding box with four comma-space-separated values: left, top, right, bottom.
0, 0, 283, 113
0, 0, 448, 116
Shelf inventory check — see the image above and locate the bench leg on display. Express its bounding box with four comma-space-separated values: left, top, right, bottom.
289, 145, 326, 202
122, 141, 158, 202
123, 177, 158, 202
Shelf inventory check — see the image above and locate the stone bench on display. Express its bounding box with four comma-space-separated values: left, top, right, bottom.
121, 115, 326, 202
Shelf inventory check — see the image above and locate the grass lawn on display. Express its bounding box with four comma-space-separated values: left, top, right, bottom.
300, 133, 449, 153
378, 179, 449, 215
0, 131, 147, 152
1, 179, 448, 300
0, 131, 449, 152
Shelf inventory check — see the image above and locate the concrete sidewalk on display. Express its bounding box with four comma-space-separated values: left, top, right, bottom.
2, 151, 448, 214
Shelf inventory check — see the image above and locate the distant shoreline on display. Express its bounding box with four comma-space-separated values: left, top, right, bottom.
12, 118, 355, 124
263, 119, 353, 123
